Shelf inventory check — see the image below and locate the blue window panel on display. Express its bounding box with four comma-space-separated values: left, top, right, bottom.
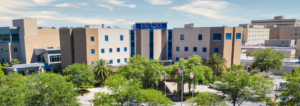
124, 58, 127, 62
117, 48, 120, 52
91, 49, 95, 54
213, 33, 222, 40
193, 47, 197, 52
203, 47, 207, 52
214, 48, 219, 53
91, 37, 94, 42
105, 35, 108, 41
124, 47, 127, 52
198, 34, 202, 40
101, 49, 105, 53
120, 35, 123, 41
236, 33, 241, 40
117, 59, 120, 63
109, 60, 113, 64
180, 34, 184, 40
226, 33, 231, 40
184, 58, 188, 60
109, 48, 113, 53
184, 47, 188, 51
176, 57, 180, 61
282, 42, 284, 44
176, 47, 180, 51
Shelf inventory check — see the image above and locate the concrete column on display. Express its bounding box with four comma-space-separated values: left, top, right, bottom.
25, 70, 28, 75
41, 67, 44, 73
10, 34, 12, 41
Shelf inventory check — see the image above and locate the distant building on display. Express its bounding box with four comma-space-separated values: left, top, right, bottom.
0, 19, 61, 75
265, 39, 295, 47
239, 24, 270, 46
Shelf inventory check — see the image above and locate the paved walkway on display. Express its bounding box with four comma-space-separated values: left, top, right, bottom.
165, 82, 218, 93
77, 87, 112, 106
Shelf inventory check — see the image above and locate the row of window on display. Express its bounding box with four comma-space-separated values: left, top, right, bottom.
91, 47, 128, 54
249, 30, 269, 33
289, 37, 300, 39
91, 35, 124, 42
0, 47, 18, 52
1, 58, 9, 62
290, 33, 300, 35
213, 33, 241, 41
176, 47, 207, 52
107, 58, 128, 64
247, 38, 269, 41
250, 35, 269, 37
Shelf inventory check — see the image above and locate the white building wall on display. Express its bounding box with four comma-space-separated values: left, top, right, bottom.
244, 28, 270, 46
98, 29, 130, 66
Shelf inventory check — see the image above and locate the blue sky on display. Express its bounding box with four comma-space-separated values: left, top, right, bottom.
0, 0, 299, 29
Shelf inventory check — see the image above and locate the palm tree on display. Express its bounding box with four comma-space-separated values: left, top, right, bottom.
93, 59, 113, 84
206, 54, 227, 75
10, 58, 21, 65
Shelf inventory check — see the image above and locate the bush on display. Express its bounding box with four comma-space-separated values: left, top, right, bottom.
80, 85, 95, 88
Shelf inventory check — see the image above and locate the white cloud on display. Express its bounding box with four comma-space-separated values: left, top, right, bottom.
0, 0, 126, 25
170, 0, 244, 20
145, 0, 172, 5
55, 3, 71, 7
104, 0, 136, 8
98, 4, 114, 11
33, 0, 55, 4
77, 3, 88, 6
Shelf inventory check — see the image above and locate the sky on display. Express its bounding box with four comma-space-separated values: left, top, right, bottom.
0, 0, 300, 29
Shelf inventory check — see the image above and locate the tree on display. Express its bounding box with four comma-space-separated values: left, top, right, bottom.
59, 27, 69, 29
93, 92, 117, 106
206, 53, 227, 75
280, 67, 300, 105
186, 92, 226, 106
75, 27, 83, 28
117, 55, 165, 89
250, 48, 285, 72
226, 64, 244, 72
63, 63, 96, 88
0, 63, 5, 77
169, 55, 213, 93
107, 26, 111, 28
3, 63, 10, 68
217, 70, 273, 106
27, 73, 81, 106
0, 72, 32, 105
141, 89, 175, 106
51, 27, 56, 29
93, 59, 113, 84
10, 58, 21, 65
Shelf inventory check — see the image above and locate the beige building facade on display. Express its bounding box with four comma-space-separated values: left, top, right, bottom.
265, 39, 295, 47
239, 24, 269, 46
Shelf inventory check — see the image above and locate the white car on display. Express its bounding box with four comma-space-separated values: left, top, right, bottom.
210, 81, 226, 89
128, 100, 148, 106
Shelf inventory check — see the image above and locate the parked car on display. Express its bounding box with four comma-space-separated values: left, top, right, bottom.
210, 81, 227, 90
278, 81, 287, 91
128, 100, 148, 106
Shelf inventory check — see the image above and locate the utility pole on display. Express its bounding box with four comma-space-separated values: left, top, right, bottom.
181, 66, 183, 106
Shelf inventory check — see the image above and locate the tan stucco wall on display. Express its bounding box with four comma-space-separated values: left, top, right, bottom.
86, 29, 99, 65
24, 35, 60, 63
172, 28, 211, 61
38, 29, 59, 36
9, 43, 21, 61
153, 30, 162, 60
0, 43, 11, 63
139, 30, 150, 59
232, 27, 243, 65
265, 39, 295, 47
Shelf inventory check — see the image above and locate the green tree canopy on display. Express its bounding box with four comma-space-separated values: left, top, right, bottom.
169, 55, 213, 92
93, 59, 113, 84
51, 27, 56, 29
63, 63, 96, 88
107, 26, 111, 28
10, 58, 21, 65
93, 92, 117, 106
27, 73, 80, 106
59, 27, 69, 29
3, 63, 10, 68
186, 92, 226, 106
117, 55, 165, 88
206, 53, 227, 75
280, 67, 300, 105
0, 63, 5, 77
217, 69, 273, 106
250, 48, 285, 72
0, 72, 31, 105
141, 89, 175, 106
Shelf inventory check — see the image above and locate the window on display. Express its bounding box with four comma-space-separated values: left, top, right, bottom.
47, 47, 53, 49
1, 47, 3, 52
0, 34, 10, 41
6, 58, 9, 62
226, 33, 231, 40
101, 49, 105, 53
180, 34, 184, 40
50, 55, 61, 62
198, 34, 202, 40
124, 47, 127, 52
109, 60, 113, 64
282, 42, 285, 44
214, 48, 219, 53
13, 47, 17, 52
11, 34, 19, 41
117, 59, 120, 63
91, 49, 95, 54
193, 47, 197, 52
176, 57, 180, 61
213, 33, 222, 40
236, 33, 241, 40
291, 29, 293, 31
117, 48, 120, 52
105, 35, 108, 41
295, 33, 297, 35
1, 58, 3, 62
176, 47, 180, 51
124, 58, 127, 62
296, 29, 298, 31
90, 37, 94, 42
203, 47, 207, 52
91, 62, 95, 67
184, 47, 188, 51
290, 33, 293, 35
120, 35, 123, 41
5, 48, 8, 52
109, 48, 112, 53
